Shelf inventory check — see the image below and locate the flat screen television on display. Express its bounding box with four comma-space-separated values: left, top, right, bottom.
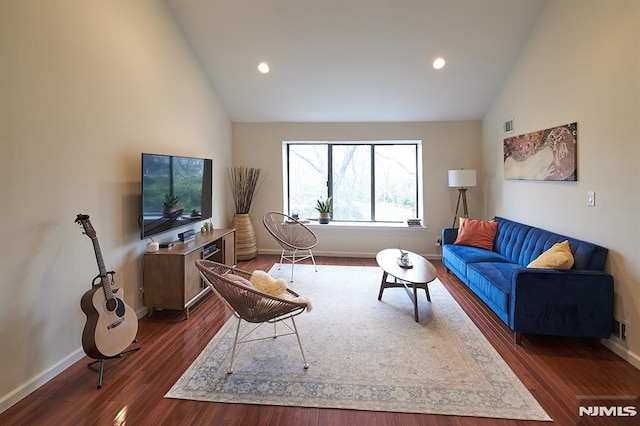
140, 153, 212, 240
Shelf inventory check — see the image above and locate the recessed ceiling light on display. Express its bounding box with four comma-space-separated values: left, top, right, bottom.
433, 57, 446, 70
258, 62, 270, 73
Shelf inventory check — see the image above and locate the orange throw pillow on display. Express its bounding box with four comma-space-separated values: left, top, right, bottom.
454, 218, 498, 251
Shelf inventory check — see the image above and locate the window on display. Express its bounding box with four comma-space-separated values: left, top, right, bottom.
285, 141, 421, 223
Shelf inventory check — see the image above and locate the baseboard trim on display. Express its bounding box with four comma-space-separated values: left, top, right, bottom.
0, 348, 85, 415
602, 339, 640, 370
1, 308, 150, 415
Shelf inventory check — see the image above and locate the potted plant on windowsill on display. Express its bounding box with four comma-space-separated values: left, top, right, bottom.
315, 196, 332, 224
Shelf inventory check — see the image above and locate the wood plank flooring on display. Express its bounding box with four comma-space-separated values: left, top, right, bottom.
2, 255, 639, 425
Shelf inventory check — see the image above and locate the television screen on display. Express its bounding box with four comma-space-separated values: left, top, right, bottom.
140, 153, 212, 240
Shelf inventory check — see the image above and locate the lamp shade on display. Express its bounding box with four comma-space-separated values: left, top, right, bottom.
448, 169, 477, 188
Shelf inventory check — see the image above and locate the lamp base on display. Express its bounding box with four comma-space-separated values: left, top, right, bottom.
452, 188, 469, 228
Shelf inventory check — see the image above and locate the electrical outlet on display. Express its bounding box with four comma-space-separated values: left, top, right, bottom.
436, 238, 442, 247
587, 191, 596, 207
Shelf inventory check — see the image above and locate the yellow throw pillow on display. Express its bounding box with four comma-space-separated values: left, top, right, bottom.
527, 240, 575, 269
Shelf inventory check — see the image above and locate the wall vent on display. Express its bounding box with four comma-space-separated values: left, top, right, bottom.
503, 118, 514, 134
612, 317, 627, 341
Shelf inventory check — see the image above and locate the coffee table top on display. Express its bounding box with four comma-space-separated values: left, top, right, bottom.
376, 249, 437, 284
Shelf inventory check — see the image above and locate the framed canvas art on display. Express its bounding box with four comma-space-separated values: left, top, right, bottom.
504, 122, 577, 181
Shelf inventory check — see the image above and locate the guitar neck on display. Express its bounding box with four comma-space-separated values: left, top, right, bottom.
91, 238, 114, 298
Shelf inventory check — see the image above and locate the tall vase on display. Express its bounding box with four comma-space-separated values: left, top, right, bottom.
232, 213, 258, 260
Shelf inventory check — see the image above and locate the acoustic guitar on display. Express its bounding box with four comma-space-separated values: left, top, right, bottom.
76, 214, 138, 359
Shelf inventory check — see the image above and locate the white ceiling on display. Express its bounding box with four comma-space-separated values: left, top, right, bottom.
167, 0, 547, 123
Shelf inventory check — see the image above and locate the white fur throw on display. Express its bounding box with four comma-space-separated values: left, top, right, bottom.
250, 270, 312, 311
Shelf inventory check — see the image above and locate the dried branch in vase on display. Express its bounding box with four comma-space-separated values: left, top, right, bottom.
228, 166, 264, 214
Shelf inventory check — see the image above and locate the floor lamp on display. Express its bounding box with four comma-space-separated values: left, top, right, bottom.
448, 169, 477, 227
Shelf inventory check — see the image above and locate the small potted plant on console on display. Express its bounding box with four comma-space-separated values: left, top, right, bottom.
315, 196, 332, 224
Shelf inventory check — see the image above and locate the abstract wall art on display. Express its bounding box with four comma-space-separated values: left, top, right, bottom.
504, 122, 577, 181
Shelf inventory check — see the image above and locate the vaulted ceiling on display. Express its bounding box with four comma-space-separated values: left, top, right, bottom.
167, 0, 547, 122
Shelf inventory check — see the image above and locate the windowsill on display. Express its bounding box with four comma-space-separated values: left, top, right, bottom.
304, 220, 427, 231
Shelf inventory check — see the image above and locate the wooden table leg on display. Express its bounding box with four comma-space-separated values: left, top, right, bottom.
378, 271, 388, 300
413, 283, 419, 322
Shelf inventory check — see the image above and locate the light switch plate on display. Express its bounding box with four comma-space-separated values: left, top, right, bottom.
587, 191, 596, 207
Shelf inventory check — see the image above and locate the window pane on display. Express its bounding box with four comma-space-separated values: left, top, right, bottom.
288, 144, 328, 218
375, 145, 417, 221
332, 145, 372, 221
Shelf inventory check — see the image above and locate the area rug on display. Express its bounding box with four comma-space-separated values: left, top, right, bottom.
166, 264, 551, 421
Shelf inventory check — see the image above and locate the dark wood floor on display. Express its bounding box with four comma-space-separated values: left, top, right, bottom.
2, 256, 639, 426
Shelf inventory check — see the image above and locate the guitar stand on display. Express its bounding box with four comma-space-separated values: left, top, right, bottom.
87, 343, 141, 389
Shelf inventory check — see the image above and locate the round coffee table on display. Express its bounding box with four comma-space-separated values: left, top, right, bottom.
376, 249, 437, 322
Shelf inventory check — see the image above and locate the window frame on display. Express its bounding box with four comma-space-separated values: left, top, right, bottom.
283, 140, 423, 224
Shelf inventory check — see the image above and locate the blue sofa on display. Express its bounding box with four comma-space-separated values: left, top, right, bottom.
442, 216, 614, 344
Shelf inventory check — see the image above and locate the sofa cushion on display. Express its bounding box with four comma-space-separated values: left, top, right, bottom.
454, 218, 498, 250
467, 262, 523, 323
443, 244, 512, 275
527, 240, 574, 269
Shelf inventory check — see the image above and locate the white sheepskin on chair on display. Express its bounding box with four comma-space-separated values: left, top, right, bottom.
250, 270, 313, 311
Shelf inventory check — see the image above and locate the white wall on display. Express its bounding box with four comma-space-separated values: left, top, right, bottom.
482, 0, 640, 366
0, 0, 231, 411
232, 121, 481, 258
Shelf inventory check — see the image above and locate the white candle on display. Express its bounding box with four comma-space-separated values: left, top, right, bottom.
146, 242, 159, 253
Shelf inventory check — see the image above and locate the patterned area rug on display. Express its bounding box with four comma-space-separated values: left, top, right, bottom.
166, 264, 551, 421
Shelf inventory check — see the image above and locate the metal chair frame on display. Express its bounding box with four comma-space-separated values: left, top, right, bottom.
263, 212, 318, 281
195, 259, 309, 374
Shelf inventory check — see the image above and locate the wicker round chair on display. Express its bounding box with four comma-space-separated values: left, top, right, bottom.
195, 259, 309, 373
263, 211, 318, 281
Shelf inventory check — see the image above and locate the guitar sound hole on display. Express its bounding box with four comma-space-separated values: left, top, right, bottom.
106, 298, 125, 316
